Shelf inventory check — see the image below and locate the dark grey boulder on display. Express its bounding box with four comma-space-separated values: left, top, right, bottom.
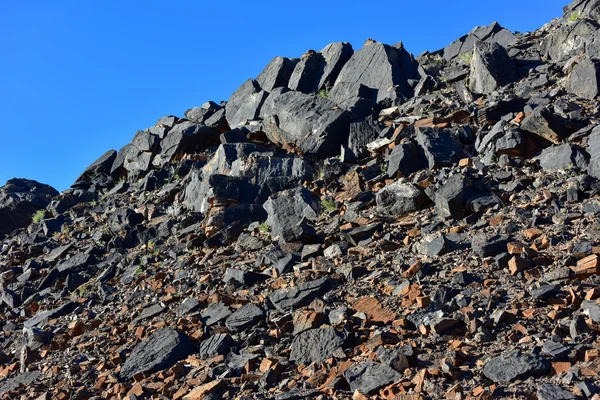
417, 234, 449, 257
255, 56, 298, 91
482, 351, 550, 383
329, 82, 374, 120
198, 333, 234, 359
316, 42, 354, 91
469, 40, 517, 95
434, 174, 473, 219
442, 21, 516, 61
225, 304, 264, 332
204, 108, 230, 133
472, 234, 510, 258
334, 41, 419, 105
0, 178, 58, 239
386, 140, 426, 177
537, 383, 576, 400
120, 328, 193, 379
120, 328, 194, 379
476, 121, 526, 162
223, 268, 269, 286
225, 79, 268, 127
185, 101, 221, 124
415, 127, 466, 169
201, 302, 232, 326
376, 181, 429, 216
73, 150, 117, 186
347, 116, 381, 159
0, 371, 41, 395
566, 57, 600, 100
182, 143, 311, 215
133, 304, 164, 323
176, 298, 201, 317
259, 87, 290, 118
56, 253, 96, 273
263, 91, 351, 158
269, 277, 331, 311
24, 302, 78, 328
343, 361, 401, 394
588, 126, 600, 178
290, 327, 345, 365
288, 51, 323, 93
541, 19, 596, 62
154, 122, 220, 167
520, 106, 570, 144
537, 143, 589, 171
263, 187, 319, 240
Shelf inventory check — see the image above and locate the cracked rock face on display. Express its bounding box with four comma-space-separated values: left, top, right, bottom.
4, 1, 600, 398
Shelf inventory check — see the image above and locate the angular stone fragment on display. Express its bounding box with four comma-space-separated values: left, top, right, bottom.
386, 140, 426, 177
223, 268, 269, 286
225, 79, 268, 127
255, 56, 298, 92
198, 333, 234, 359
587, 126, 600, 179
415, 127, 466, 169
469, 40, 518, 94
269, 278, 331, 311
537, 143, 589, 171
334, 41, 419, 105
472, 234, 510, 258
442, 21, 516, 61
263, 91, 351, 158
290, 327, 344, 364
434, 174, 472, 218
537, 383, 576, 400
521, 107, 570, 144
201, 302, 231, 326
376, 181, 429, 216
352, 297, 397, 323
417, 234, 448, 257
482, 352, 550, 383
566, 57, 600, 100
329, 82, 374, 120
343, 361, 401, 394
263, 187, 319, 240
288, 51, 323, 93
316, 42, 354, 91
225, 304, 264, 332
120, 328, 194, 379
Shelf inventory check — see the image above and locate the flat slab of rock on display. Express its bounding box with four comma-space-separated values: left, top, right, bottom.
269, 278, 331, 311
343, 361, 401, 394
120, 328, 194, 379
416, 127, 465, 169
198, 333, 234, 359
482, 351, 550, 383
290, 327, 344, 364
225, 304, 264, 332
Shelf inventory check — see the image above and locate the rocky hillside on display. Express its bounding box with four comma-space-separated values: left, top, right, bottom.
3, 1, 600, 399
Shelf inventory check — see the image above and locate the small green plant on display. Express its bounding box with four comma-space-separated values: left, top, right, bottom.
258, 222, 269, 234
568, 11, 584, 23
135, 265, 144, 275
31, 210, 45, 224
317, 83, 332, 99
321, 198, 337, 213
76, 285, 89, 297
458, 51, 473, 65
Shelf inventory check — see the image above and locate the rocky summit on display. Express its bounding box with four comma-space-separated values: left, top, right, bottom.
5, 1, 600, 399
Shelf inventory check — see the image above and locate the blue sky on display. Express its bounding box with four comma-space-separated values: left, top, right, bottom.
1, 0, 566, 191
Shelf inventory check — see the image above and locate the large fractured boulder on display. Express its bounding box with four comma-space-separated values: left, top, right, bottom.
153, 122, 220, 168
255, 56, 298, 92
288, 51, 323, 93
541, 19, 597, 61
415, 127, 466, 169
469, 40, 518, 95
347, 116, 382, 159
442, 21, 516, 61
334, 41, 419, 105
376, 181, 429, 216
225, 79, 268, 127
73, 150, 117, 188
183, 143, 312, 214
185, 101, 221, 124
0, 178, 58, 239
386, 140, 426, 177
263, 91, 351, 158
521, 107, 570, 144
434, 174, 473, 219
120, 328, 194, 379
290, 327, 345, 364
316, 42, 354, 91
329, 82, 374, 120
476, 121, 526, 161
566, 57, 600, 100
537, 143, 589, 171
263, 187, 319, 240
269, 278, 331, 311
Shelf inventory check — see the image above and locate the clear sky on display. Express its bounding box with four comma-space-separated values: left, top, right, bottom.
1, 0, 567, 192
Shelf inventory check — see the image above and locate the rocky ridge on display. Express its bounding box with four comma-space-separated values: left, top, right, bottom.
3, 1, 600, 399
